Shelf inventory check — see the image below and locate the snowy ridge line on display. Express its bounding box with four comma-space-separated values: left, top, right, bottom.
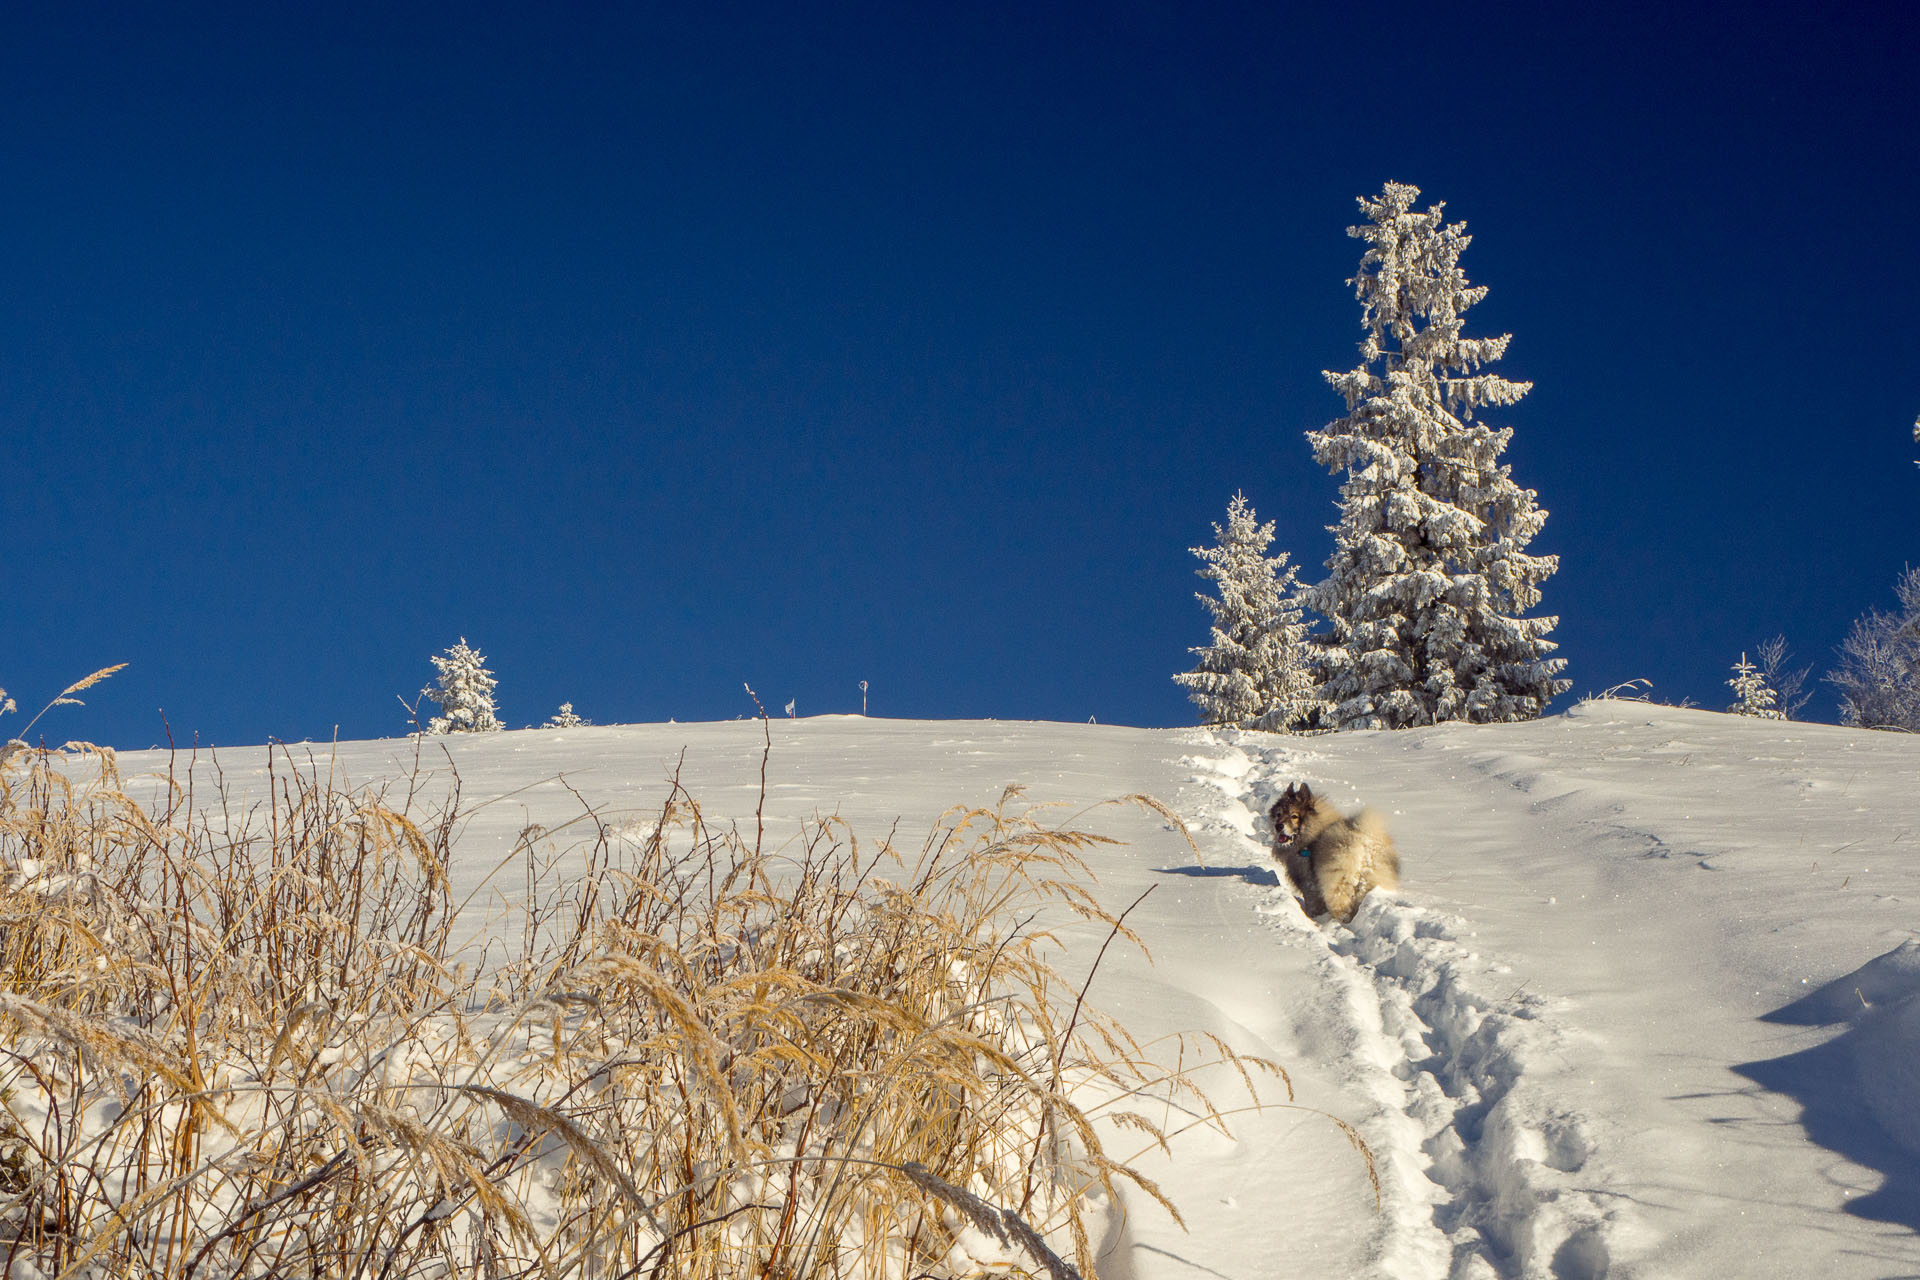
1182, 729, 1618, 1280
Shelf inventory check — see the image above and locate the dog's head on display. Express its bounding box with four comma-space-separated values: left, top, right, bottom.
1268, 782, 1315, 849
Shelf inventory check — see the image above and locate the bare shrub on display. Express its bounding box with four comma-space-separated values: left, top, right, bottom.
1752, 636, 1812, 721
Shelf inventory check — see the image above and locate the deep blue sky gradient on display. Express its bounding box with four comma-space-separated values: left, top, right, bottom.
4, 1, 1916, 747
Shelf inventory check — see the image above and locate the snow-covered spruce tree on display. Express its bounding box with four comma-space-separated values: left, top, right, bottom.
543, 702, 589, 729
1829, 566, 1920, 732
422, 638, 502, 734
1173, 491, 1320, 730
1726, 653, 1787, 719
1306, 183, 1569, 730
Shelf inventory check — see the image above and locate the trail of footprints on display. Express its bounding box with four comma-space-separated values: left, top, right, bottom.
1183, 734, 1617, 1280
1337, 898, 1613, 1279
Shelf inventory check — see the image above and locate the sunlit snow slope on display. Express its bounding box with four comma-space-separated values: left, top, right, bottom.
126, 701, 1920, 1279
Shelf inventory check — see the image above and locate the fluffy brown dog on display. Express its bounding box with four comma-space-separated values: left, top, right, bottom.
1268, 782, 1400, 922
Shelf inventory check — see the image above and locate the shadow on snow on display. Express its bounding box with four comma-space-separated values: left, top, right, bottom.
1735, 939, 1920, 1233
1153, 863, 1281, 889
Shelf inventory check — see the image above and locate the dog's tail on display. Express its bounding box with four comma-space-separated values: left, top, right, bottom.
1352, 808, 1401, 889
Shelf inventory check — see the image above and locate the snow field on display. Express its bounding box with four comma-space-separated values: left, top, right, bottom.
13, 706, 1915, 1278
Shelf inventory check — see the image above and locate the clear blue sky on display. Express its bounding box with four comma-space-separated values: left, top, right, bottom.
4, 1, 1915, 748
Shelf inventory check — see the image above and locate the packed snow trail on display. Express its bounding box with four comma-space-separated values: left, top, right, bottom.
1182, 730, 1616, 1278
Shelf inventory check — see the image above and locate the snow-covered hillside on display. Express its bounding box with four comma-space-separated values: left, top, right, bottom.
124, 701, 1920, 1278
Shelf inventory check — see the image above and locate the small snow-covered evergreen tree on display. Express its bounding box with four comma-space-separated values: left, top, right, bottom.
1829, 567, 1920, 732
1174, 492, 1320, 730
422, 638, 501, 734
1306, 183, 1568, 730
543, 702, 589, 729
1726, 653, 1787, 719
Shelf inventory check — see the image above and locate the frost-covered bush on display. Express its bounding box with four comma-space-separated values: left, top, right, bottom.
422, 637, 501, 734
1307, 183, 1568, 730
1174, 492, 1321, 731
1830, 567, 1920, 732
542, 701, 589, 728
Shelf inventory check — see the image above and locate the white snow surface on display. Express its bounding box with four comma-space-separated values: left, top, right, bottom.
126, 701, 1920, 1278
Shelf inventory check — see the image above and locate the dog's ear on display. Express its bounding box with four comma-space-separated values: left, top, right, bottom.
1281, 782, 1300, 800
1296, 782, 1314, 802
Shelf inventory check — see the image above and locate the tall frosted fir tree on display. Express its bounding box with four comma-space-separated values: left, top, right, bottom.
1174, 492, 1320, 730
1307, 183, 1568, 729
423, 638, 502, 734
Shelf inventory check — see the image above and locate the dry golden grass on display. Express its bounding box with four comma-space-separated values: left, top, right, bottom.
0, 711, 1311, 1279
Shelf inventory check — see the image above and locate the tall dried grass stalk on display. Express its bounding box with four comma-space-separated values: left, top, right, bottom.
0, 736, 1296, 1279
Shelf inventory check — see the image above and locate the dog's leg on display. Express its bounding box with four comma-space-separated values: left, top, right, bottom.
1286, 856, 1328, 917
1320, 869, 1365, 923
